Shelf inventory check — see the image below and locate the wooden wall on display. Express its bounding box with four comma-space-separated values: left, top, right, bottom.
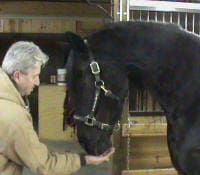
0, 1, 111, 34
39, 85, 76, 141
1, 19, 107, 35
0, 1, 111, 141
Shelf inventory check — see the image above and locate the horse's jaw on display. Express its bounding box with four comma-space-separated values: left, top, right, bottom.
77, 126, 113, 155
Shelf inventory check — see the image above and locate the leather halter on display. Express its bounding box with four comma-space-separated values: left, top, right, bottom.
73, 40, 120, 131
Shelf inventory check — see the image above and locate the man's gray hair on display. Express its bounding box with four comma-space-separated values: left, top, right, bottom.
2, 41, 49, 75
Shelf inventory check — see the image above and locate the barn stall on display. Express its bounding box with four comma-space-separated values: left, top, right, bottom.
0, 0, 111, 141
111, 1, 200, 175
1, 1, 200, 175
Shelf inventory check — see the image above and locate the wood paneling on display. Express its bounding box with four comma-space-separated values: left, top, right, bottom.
122, 168, 178, 175
39, 85, 76, 141
129, 136, 172, 169
76, 20, 106, 36
0, 2, 110, 18
0, 18, 107, 33
0, 1, 109, 33
2, 19, 76, 33
122, 123, 167, 137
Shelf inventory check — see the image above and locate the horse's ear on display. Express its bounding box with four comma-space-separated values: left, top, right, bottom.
56, 41, 71, 66
56, 41, 71, 55
65, 32, 87, 52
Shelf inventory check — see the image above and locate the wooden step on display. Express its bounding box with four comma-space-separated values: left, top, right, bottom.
122, 123, 167, 137
122, 168, 177, 175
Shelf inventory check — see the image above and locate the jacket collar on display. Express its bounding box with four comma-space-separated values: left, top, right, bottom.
0, 68, 26, 108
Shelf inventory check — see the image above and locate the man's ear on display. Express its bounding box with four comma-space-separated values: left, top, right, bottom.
12, 71, 21, 83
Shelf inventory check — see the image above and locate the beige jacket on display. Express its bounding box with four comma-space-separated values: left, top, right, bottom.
0, 68, 81, 175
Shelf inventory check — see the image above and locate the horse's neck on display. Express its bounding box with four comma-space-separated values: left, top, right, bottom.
126, 61, 177, 114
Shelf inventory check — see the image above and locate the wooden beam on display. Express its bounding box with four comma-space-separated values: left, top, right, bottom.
122, 168, 178, 175
0, 2, 111, 19
1, 0, 110, 2
122, 123, 167, 137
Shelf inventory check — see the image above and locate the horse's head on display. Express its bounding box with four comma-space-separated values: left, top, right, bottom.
63, 32, 129, 155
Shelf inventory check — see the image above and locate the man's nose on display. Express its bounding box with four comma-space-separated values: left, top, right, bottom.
34, 78, 40, 86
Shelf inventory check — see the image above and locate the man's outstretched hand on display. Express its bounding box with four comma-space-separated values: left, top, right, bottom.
85, 147, 115, 165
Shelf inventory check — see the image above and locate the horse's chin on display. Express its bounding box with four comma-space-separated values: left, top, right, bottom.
80, 140, 112, 155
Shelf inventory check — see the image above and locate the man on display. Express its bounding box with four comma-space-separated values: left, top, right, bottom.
0, 41, 114, 175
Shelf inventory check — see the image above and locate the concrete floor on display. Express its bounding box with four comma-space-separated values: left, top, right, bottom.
22, 140, 111, 175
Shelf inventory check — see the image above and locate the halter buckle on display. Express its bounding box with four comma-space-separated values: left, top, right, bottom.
100, 123, 109, 130
85, 116, 96, 126
90, 61, 100, 75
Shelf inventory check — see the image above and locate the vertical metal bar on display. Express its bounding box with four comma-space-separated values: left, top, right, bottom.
120, 0, 123, 21
185, 13, 188, 30
147, 11, 150, 22
170, 12, 173, 23
162, 12, 166, 23
114, 0, 119, 22
131, 10, 134, 21
139, 11, 142, 21
127, 0, 130, 21
199, 14, 200, 34
178, 12, 180, 25
155, 11, 158, 22
192, 13, 195, 33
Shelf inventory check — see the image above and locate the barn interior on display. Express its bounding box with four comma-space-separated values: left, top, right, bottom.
0, 0, 200, 175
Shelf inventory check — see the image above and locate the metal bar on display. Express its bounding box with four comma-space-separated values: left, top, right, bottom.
198, 14, 200, 34
192, 13, 195, 33
130, 10, 133, 21
170, 12, 173, 23
155, 11, 157, 22
162, 12, 165, 22
139, 11, 142, 21
178, 12, 180, 25
185, 13, 188, 30
120, 0, 123, 21
127, 0, 130, 21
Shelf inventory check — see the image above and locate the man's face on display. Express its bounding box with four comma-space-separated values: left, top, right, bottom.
13, 66, 41, 96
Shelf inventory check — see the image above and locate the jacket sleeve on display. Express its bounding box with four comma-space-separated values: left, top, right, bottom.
11, 117, 82, 175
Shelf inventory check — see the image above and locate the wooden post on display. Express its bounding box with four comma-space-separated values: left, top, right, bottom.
111, 96, 130, 175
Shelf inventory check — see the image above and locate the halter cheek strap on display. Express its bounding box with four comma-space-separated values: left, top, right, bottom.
73, 40, 120, 131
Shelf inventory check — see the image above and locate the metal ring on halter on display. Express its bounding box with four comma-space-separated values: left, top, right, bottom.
95, 80, 104, 88
113, 121, 121, 132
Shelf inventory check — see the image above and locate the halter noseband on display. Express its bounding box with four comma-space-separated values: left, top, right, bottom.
73, 40, 120, 132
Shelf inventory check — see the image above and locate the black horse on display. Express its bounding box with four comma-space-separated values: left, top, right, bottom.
63, 21, 200, 175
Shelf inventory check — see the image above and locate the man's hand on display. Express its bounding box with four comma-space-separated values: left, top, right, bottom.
85, 147, 115, 165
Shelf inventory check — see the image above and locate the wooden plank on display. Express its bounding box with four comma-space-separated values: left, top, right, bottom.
122, 168, 178, 175
128, 136, 172, 169
76, 20, 105, 36
112, 97, 130, 175
122, 123, 167, 137
0, 2, 110, 19
39, 85, 76, 141
128, 117, 166, 124
2, 18, 76, 33
129, 157, 172, 170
